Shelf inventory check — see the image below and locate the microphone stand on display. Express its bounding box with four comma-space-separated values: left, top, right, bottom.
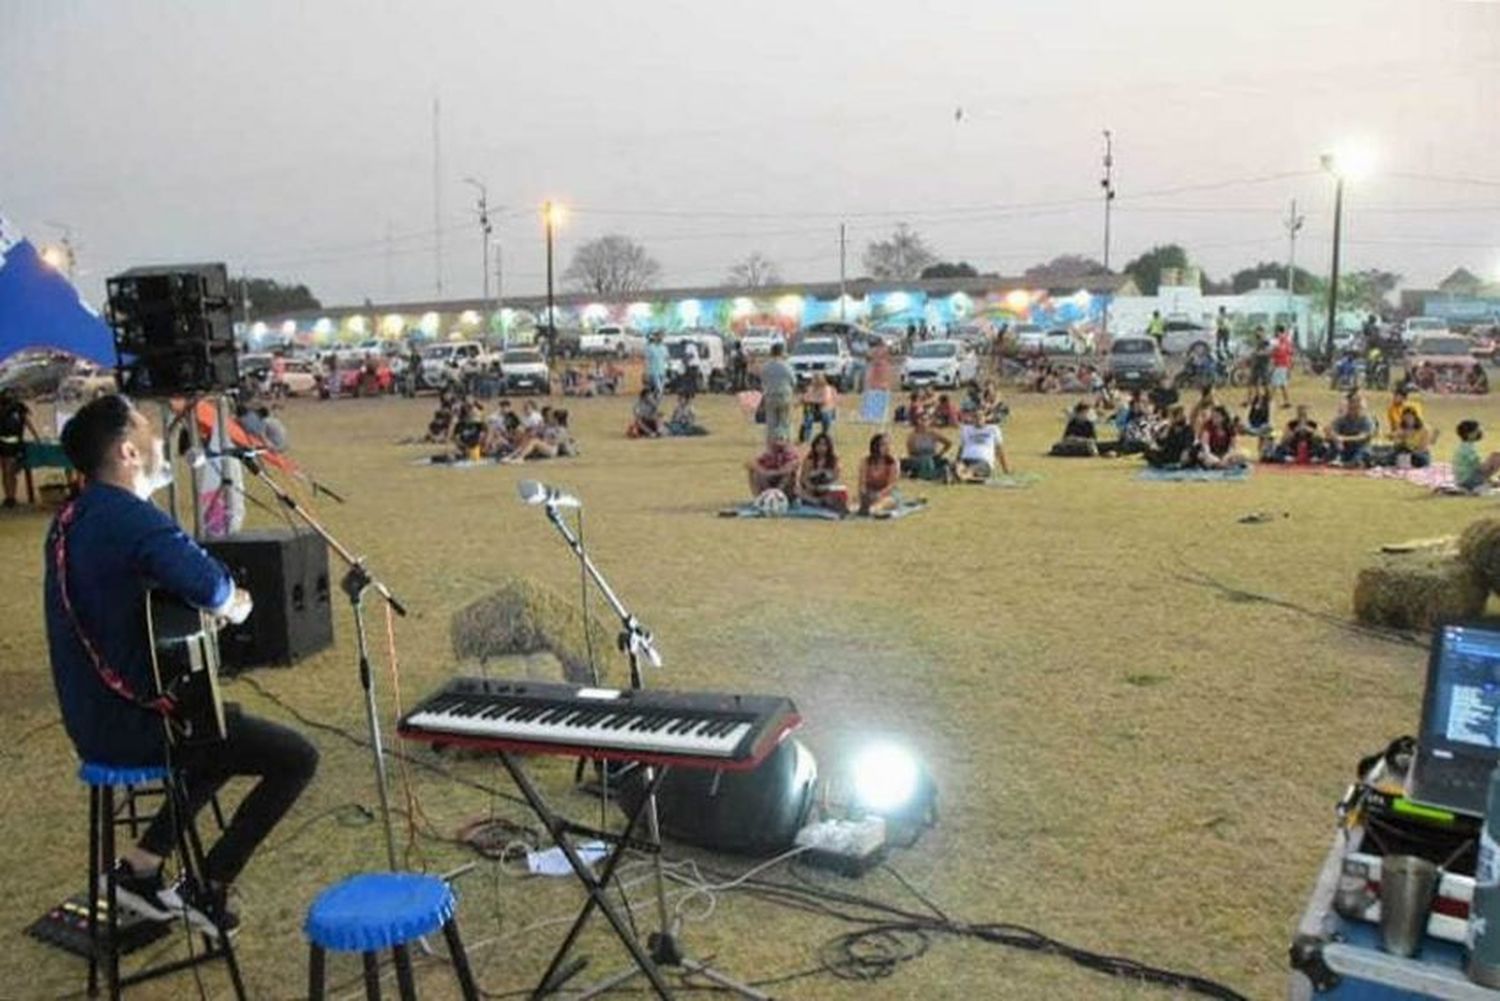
237, 453, 408, 874
535, 500, 769, 1001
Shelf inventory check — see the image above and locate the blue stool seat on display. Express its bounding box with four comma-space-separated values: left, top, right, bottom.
305, 874, 455, 954
78, 762, 170, 787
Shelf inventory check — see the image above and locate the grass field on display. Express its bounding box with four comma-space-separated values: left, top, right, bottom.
4, 376, 1500, 1000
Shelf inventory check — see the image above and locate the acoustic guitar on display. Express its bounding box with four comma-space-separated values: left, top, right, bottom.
144, 590, 227, 747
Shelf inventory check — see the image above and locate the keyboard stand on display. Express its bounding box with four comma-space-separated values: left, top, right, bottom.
495, 751, 676, 999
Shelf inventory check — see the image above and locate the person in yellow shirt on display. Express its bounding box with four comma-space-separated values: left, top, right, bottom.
1386, 387, 1425, 436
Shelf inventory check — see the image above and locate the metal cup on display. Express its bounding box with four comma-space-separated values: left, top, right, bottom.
1381, 855, 1439, 957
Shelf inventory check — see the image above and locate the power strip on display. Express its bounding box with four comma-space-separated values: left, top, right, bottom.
795, 817, 887, 877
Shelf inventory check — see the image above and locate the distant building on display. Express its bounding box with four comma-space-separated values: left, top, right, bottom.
1109, 272, 1316, 346
1398, 268, 1500, 327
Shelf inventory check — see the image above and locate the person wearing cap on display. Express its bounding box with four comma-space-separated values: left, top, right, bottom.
746, 429, 800, 499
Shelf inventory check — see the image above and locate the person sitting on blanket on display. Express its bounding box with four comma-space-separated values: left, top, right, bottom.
797, 433, 848, 515
1240, 386, 1273, 438
1271, 405, 1330, 464
954, 409, 1011, 482
484, 402, 520, 458
1188, 406, 1247, 469
932, 394, 960, 428
902, 413, 954, 482
1189, 385, 1221, 428
596, 360, 623, 396
747, 430, 801, 499
1453, 420, 1500, 491
628, 389, 663, 438
1390, 408, 1432, 468
1469, 364, 1491, 395
1386, 387, 1425, 436
1145, 405, 1195, 468
1051, 402, 1102, 457
502, 408, 575, 464
452, 400, 487, 461
1329, 395, 1377, 466
1148, 375, 1180, 416
666, 393, 708, 437
425, 388, 458, 442
858, 433, 901, 516
798, 373, 837, 443
1116, 394, 1159, 456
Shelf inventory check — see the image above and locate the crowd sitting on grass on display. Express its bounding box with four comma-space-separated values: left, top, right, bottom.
629, 386, 710, 438
420, 389, 577, 463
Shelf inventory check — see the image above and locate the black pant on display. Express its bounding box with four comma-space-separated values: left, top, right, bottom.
142, 706, 318, 885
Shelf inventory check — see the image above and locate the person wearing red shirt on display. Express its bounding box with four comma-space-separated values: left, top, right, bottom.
1270, 326, 1295, 409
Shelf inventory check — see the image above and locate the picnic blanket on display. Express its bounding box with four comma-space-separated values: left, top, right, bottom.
413, 455, 499, 468
984, 472, 1042, 489
1136, 466, 1251, 483
1256, 462, 1365, 477
716, 498, 928, 520
1365, 462, 1454, 490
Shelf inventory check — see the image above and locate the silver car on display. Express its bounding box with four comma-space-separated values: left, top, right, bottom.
1106, 337, 1165, 389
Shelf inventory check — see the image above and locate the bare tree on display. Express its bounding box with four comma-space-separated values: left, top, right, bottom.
863, 224, 937, 281
563, 234, 662, 294
726, 251, 781, 288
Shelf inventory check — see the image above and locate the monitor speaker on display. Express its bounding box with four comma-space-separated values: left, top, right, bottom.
107, 263, 238, 396
203, 529, 334, 672
615, 737, 817, 857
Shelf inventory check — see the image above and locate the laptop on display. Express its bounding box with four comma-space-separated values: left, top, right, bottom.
1407, 621, 1500, 818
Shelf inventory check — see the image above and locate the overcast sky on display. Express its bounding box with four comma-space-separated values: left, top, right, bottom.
3, 0, 1498, 307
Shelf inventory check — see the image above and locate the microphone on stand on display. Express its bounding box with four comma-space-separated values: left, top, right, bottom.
517, 479, 582, 509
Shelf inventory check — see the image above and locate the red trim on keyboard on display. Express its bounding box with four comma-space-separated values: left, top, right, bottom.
396, 713, 801, 773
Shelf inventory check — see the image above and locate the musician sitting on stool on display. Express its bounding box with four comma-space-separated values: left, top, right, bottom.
45, 395, 319, 936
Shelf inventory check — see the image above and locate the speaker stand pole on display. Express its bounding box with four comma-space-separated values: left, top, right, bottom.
237, 455, 407, 872
535, 502, 768, 1001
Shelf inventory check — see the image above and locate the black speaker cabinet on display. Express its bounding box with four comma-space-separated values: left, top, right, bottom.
617, 737, 817, 856
204, 529, 333, 671
107, 263, 238, 396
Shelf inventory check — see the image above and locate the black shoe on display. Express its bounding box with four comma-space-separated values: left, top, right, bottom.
161, 879, 240, 939
102, 860, 174, 922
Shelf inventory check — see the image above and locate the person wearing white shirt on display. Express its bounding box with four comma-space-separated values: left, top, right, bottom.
955, 413, 1011, 482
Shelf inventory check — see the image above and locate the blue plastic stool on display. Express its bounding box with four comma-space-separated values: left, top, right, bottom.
304, 873, 477, 1000
80, 762, 245, 999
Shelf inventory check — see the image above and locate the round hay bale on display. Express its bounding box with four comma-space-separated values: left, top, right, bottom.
1353, 551, 1488, 632
449, 578, 615, 684
1459, 518, 1500, 595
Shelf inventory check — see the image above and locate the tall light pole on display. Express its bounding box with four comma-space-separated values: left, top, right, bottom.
1321, 154, 1344, 365
1284, 199, 1304, 345
542, 201, 565, 352
464, 177, 493, 338
1100, 130, 1116, 342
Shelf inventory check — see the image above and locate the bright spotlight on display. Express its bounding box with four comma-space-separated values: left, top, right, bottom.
542, 201, 567, 228
1004, 289, 1031, 312
851, 743, 922, 814
1322, 145, 1376, 182
39, 245, 69, 272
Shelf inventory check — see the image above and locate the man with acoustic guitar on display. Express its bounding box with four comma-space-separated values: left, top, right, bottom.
45, 395, 319, 936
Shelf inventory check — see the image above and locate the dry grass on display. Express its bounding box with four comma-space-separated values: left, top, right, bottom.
4, 376, 1500, 999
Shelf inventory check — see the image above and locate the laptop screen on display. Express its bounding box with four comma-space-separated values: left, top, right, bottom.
1424, 623, 1500, 752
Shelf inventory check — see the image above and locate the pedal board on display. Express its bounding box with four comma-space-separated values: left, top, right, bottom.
26, 892, 172, 958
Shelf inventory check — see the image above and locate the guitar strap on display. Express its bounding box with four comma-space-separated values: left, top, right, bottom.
51, 500, 176, 717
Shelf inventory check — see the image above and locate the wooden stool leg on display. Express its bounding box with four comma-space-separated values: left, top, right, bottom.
392, 944, 416, 1001
362, 951, 382, 1000
101, 787, 120, 1000
442, 920, 480, 1001
307, 944, 327, 1001
86, 787, 100, 997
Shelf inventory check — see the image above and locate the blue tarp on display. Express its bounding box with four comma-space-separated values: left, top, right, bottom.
0, 216, 116, 366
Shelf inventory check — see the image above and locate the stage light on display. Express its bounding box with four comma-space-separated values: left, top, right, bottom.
39, 244, 68, 272
851, 743, 921, 814
542, 201, 567, 228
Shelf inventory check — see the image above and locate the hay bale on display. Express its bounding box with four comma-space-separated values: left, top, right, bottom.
449, 578, 615, 684
1353, 551, 1488, 631
1459, 518, 1500, 595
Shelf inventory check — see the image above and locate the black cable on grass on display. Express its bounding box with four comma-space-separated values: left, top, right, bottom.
1172, 547, 1426, 649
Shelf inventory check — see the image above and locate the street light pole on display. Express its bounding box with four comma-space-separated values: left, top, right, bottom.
1321, 154, 1344, 365
1284, 198, 1304, 346
543, 201, 557, 354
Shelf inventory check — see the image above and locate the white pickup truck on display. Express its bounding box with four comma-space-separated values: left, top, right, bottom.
579, 324, 646, 357
419, 340, 500, 387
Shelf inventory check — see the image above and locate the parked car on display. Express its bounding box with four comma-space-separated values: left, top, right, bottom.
0, 353, 77, 398
1105, 337, 1165, 390
580, 324, 646, 357
1011, 323, 1046, 352
1160, 320, 1211, 356
1405, 334, 1487, 392
57, 362, 118, 403
951, 323, 993, 350
1041, 328, 1080, 355
738, 326, 786, 357
499, 349, 551, 395
664, 333, 728, 390
419, 340, 497, 387
274, 358, 321, 396
1403, 316, 1452, 343
901, 339, 979, 389
788, 336, 856, 389
337, 356, 395, 396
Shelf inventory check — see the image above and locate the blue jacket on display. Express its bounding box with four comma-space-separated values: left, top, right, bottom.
45, 483, 233, 765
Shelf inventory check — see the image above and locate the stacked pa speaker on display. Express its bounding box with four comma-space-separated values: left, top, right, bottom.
203, 529, 334, 672
106, 263, 238, 397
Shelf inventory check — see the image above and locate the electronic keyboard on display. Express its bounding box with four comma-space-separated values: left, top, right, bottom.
397, 677, 801, 771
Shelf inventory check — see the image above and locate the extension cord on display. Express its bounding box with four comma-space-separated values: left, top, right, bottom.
795, 817, 887, 876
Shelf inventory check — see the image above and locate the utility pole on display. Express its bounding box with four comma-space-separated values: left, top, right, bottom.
1100, 130, 1116, 342
839, 222, 847, 322
432, 95, 444, 298
1284, 198, 1305, 345
1321, 154, 1345, 365
494, 238, 505, 346
239, 268, 252, 347
464, 177, 493, 337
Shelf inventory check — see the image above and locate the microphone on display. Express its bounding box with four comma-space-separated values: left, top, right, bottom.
185, 446, 271, 469
517, 479, 582, 509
